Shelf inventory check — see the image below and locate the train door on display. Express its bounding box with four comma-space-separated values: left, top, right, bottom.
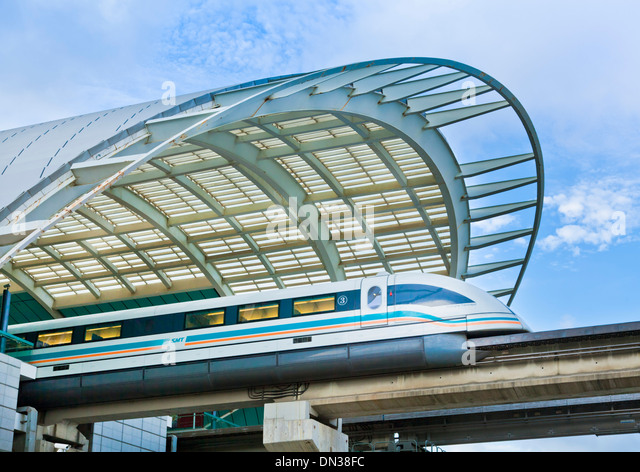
360, 274, 389, 328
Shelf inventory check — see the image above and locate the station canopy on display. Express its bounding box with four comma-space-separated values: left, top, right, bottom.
0, 58, 543, 322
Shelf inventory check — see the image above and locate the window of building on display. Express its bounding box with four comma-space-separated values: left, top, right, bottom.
238, 302, 279, 323
185, 310, 225, 330
84, 324, 122, 342
293, 295, 336, 316
125, 314, 178, 337
36, 330, 73, 348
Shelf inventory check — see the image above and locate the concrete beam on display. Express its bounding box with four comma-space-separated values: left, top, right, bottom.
35, 421, 89, 452
38, 336, 640, 428
302, 339, 640, 419
40, 388, 262, 426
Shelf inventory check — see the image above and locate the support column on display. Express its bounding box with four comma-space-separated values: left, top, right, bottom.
13, 407, 38, 452
0, 285, 11, 354
263, 401, 348, 453
0, 352, 20, 451
34, 420, 90, 452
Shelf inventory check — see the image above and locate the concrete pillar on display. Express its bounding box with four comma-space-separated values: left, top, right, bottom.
263, 401, 348, 453
35, 420, 90, 452
2, 349, 169, 452
0, 352, 21, 452
13, 407, 38, 452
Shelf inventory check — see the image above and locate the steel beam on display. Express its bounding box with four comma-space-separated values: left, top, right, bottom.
424, 100, 510, 129
186, 132, 346, 283
75, 206, 173, 289
467, 201, 537, 223
466, 228, 533, 251
170, 174, 285, 289
458, 153, 535, 178
349, 64, 441, 97
246, 119, 389, 273
39, 246, 101, 299
379, 70, 465, 103
0, 263, 61, 318
405, 85, 493, 114
105, 186, 232, 296
249, 84, 469, 279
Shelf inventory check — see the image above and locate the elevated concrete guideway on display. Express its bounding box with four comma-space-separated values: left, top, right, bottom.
34, 321, 640, 449
305, 323, 640, 420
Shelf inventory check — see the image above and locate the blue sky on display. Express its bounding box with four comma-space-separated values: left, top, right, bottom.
1, 0, 639, 451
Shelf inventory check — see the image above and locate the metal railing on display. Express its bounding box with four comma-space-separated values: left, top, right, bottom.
0, 330, 33, 354
171, 411, 242, 431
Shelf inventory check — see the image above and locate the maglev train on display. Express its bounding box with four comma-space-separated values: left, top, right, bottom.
10, 272, 529, 409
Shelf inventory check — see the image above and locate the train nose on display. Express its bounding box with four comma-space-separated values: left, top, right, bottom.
422, 333, 489, 368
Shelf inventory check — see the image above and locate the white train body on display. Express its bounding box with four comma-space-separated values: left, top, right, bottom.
9, 273, 528, 408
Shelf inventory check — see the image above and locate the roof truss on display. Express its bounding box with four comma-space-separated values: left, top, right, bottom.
0, 58, 543, 315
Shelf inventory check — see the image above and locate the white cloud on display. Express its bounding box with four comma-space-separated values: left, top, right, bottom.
558, 314, 578, 329
97, 0, 133, 23
448, 434, 640, 452
0, 0, 181, 128
161, 0, 353, 91
473, 214, 516, 236
540, 177, 638, 254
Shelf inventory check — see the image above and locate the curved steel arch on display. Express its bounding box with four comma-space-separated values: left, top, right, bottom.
185, 57, 542, 303
0, 57, 543, 316
185, 130, 346, 283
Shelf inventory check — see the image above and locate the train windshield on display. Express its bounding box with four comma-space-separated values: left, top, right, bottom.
393, 284, 474, 307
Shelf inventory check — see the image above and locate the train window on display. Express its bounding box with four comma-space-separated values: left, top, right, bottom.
36, 330, 73, 348
123, 314, 181, 338
238, 301, 279, 323
293, 295, 336, 316
394, 284, 474, 307
84, 324, 122, 342
185, 310, 225, 329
